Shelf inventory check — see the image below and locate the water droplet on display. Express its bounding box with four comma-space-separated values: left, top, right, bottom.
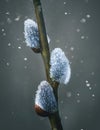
92, 94, 95, 97
8, 43, 11, 46
81, 129, 84, 130
71, 55, 74, 59
18, 46, 21, 49
24, 57, 27, 61
77, 99, 80, 103
3, 33, 6, 36
64, 12, 68, 15
89, 87, 92, 90
80, 60, 84, 63
6, 62, 10, 66
86, 14, 91, 18
77, 93, 80, 96
85, 80, 88, 83
81, 36, 85, 39
24, 66, 27, 69
64, 2, 66, 4
66, 92, 72, 98
64, 116, 68, 120
70, 47, 74, 51
5, 12, 10, 15
76, 28, 80, 32
14, 16, 21, 21
80, 18, 86, 23
7, 17, 12, 24
86, 83, 90, 87
2, 28, 5, 32
17, 38, 20, 41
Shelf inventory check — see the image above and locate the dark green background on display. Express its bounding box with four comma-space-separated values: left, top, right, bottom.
0, 0, 100, 130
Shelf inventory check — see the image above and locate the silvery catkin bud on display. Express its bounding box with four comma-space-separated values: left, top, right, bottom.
50, 48, 71, 85
35, 81, 57, 117
24, 19, 50, 53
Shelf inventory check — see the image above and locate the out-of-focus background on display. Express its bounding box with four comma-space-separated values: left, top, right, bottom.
0, 0, 100, 130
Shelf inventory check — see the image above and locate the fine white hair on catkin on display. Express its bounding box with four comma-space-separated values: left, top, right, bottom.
50, 48, 71, 84
24, 19, 50, 48
24, 19, 40, 48
35, 81, 57, 113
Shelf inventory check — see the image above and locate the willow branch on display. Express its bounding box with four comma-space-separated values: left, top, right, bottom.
33, 0, 50, 82
33, 0, 63, 130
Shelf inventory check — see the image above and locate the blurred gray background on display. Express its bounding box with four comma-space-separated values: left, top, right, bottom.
0, 0, 100, 130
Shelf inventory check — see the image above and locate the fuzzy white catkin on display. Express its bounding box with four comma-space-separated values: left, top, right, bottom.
35, 81, 57, 113
24, 19, 50, 48
50, 48, 71, 84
